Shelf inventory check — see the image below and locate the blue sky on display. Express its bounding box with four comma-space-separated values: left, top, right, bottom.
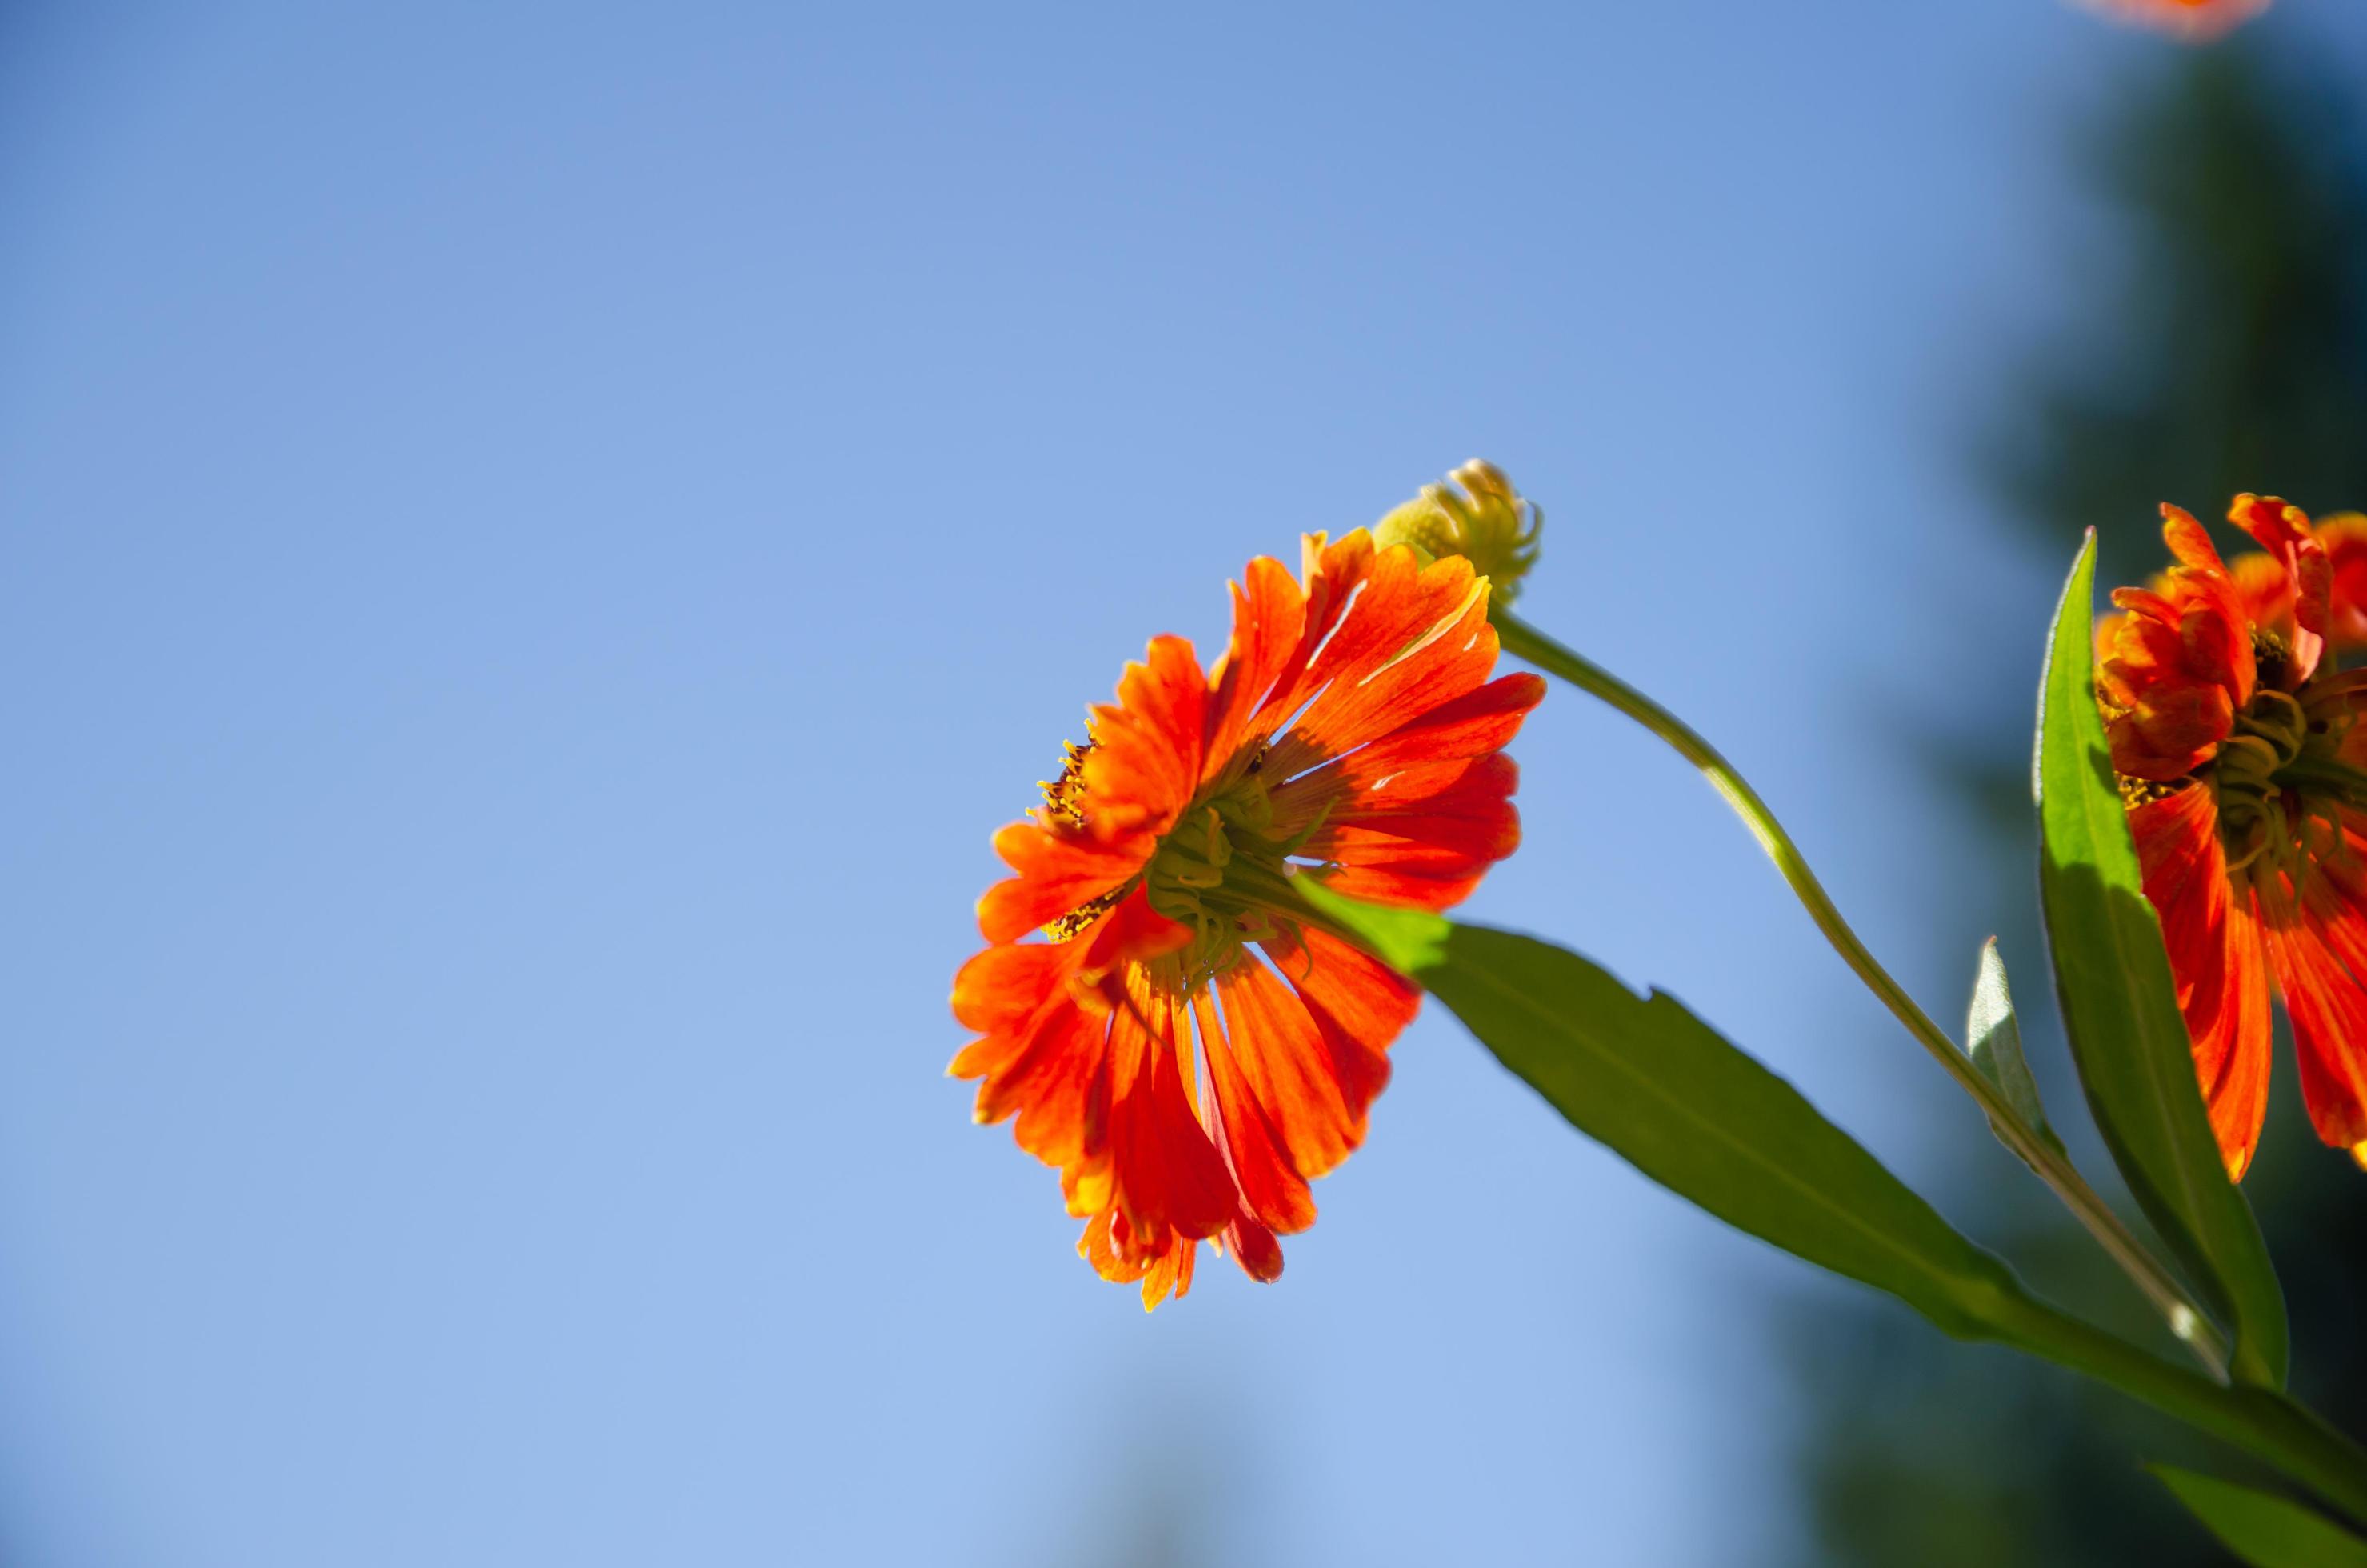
7, 4, 2365, 1564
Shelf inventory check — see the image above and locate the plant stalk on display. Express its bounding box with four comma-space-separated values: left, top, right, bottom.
1999, 1292, 2367, 1526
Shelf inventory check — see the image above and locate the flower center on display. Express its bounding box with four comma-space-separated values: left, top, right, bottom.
1144, 763, 1325, 982
1034, 736, 1340, 969
2210, 670, 2364, 879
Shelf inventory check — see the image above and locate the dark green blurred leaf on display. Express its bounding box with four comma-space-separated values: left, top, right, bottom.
1966, 937, 2064, 1162
2035, 532, 2289, 1386
1299, 882, 2029, 1343
2152, 1466, 2367, 1567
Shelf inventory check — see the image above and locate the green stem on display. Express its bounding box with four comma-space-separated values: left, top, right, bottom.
2001, 1292, 2367, 1526
1494, 610, 2233, 1381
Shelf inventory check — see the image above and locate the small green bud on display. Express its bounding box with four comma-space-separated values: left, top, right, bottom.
1373, 459, 1541, 604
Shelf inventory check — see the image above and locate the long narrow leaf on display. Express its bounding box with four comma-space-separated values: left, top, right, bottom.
1301, 884, 2029, 1344
2035, 531, 2288, 1386
2151, 1466, 2367, 1567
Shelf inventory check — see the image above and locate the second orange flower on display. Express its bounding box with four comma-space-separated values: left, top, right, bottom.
2099, 497, 2367, 1179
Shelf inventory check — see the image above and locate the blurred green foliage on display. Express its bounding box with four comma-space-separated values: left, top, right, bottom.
1793, 43, 2367, 1567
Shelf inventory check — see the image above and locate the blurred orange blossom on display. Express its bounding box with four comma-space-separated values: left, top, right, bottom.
2081, 0, 2271, 41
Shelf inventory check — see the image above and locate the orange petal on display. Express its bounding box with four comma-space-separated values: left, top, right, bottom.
2317, 513, 2367, 648
975, 822, 1145, 943
1206, 531, 1376, 769
2271, 844, 2367, 1159
1078, 1208, 1149, 1284
1075, 706, 1189, 844
1302, 753, 1525, 912
1107, 967, 1239, 1244
1062, 1153, 1113, 1219
1273, 672, 1545, 818
1191, 986, 1318, 1234
2209, 893, 2273, 1182
1225, 1215, 1284, 1283
2229, 550, 2295, 642
971, 995, 1109, 1170
1138, 1233, 1197, 1310
1267, 926, 1409, 1130
2129, 785, 2271, 1178
1213, 958, 1361, 1181
950, 942, 1070, 1034
2264, 898, 2367, 1158
1262, 553, 1495, 781
1085, 635, 1209, 833
1203, 556, 1309, 782
2104, 678, 2234, 782
1074, 882, 1192, 979
1272, 568, 1493, 772
2232, 494, 2327, 677
2163, 503, 2229, 572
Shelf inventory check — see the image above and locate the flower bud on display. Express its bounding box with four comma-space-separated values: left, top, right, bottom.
1373, 459, 1541, 604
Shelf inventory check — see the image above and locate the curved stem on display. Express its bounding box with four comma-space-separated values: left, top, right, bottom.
1495, 610, 2233, 1380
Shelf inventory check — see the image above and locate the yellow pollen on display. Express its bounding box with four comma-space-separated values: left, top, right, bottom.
2252, 627, 2291, 691
2117, 774, 2184, 807
1042, 885, 1122, 943
1039, 740, 1094, 830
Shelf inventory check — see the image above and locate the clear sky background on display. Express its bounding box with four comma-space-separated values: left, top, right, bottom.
9, 5, 2367, 1566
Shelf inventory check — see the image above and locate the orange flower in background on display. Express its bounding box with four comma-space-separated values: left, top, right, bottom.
951, 531, 1542, 1306
2081, 0, 2271, 40
2099, 496, 2367, 1180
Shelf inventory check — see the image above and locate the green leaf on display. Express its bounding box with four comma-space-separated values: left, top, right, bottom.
2035, 531, 2289, 1386
1299, 880, 2029, 1344
2151, 1466, 2367, 1567
1965, 938, 2065, 1162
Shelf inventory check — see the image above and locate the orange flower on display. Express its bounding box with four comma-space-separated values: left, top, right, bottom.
2099, 496, 2367, 1180
950, 531, 1543, 1306
2081, 0, 2270, 40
